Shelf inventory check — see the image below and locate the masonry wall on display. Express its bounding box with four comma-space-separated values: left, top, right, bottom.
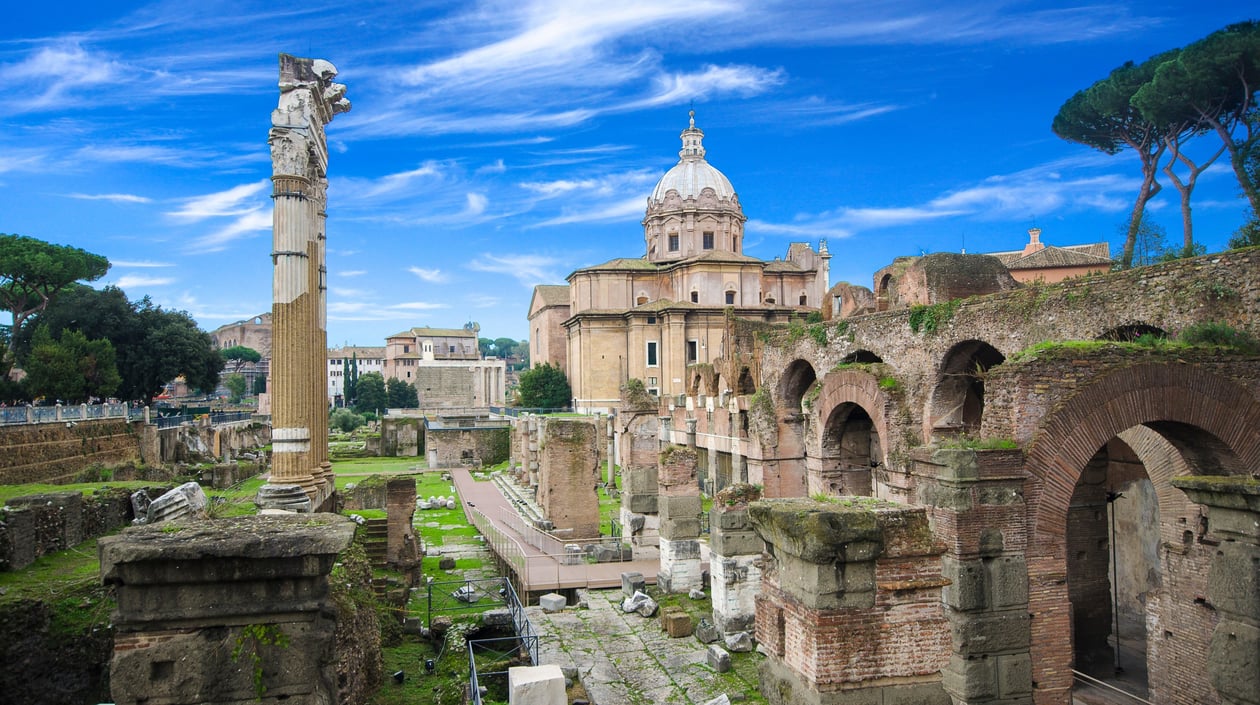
0, 419, 142, 485
427, 427, 509, 468
536, 418, 600, 539
1, 488, 139, 571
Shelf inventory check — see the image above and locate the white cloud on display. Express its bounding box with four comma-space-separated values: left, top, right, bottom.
409, 267, 449, 283
468, 252, 565, 287
465, 193, 488, 216
2, 44, 124, 113
337, 270, 367, 277
389, 302, 449, 310
112, 260, 174, 268
477, 159, 507, 174
184, 209, 272, 253
531, 196, 646, 227
67, 192, 153, 204
626, 64, 785, 109
169, 180, 269, 221
115, 274, 175, 288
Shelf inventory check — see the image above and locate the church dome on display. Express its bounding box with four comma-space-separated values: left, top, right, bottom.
649, 112, 736, 202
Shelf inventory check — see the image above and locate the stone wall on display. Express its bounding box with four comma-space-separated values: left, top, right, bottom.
0, 419, 142, 485
427, 426, 510, 468
536, 418, 600, 539
0, 488, 139, 571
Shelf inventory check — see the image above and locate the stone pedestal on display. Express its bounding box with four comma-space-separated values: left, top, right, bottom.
751, 497, 951, 705
658, 445, 702, 593
1172, 476, 1260, 705
99, 515, 356, 705
710, 484, 764, 634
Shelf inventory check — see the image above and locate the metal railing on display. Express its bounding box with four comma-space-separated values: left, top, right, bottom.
445, 574, 539, 705
488, 406, 574, 417
1071, 670, 1152, 704
0, 402, 130, 426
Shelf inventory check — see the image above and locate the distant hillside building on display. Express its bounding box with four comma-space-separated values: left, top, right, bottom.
327, 345, 385, 407
382, 323, 505, 409
210, 313, 272, 397
528, 112, 830, 410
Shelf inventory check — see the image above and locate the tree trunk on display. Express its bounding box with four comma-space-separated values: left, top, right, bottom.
1121, 157, 1164, 269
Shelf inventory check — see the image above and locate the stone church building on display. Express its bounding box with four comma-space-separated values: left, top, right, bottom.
529, 113, 831, 411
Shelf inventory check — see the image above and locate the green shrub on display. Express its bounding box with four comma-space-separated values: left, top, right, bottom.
330, 408, 366, 433
1177, 322, 1260, 353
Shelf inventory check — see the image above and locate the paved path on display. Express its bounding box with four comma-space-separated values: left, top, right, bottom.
528, 589, 761, 705
448, 467, 662, 592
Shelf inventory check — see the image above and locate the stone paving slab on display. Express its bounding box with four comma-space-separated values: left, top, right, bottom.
527, 587, 762, 704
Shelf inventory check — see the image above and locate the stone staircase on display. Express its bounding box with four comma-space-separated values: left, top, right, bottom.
361, 517, 389, 565
491, 472, 550, 529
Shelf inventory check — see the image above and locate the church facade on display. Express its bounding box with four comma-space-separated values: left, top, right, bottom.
529, 113, 830, 411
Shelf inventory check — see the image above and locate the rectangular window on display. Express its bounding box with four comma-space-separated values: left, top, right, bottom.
725, 291, 735, 305
646, 341, 659, 367
668, 234, 679, 251
687, 340, 698, 362
647, 387, 659, 397
449, 345, 455, 353
703, 232, 714, 249
649, 376, 658, 386
690, 291, 698, 303
403, 345, 410, 353
646, 316, 657, 325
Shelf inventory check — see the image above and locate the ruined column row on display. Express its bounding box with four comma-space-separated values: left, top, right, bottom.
260, 54, 349, 510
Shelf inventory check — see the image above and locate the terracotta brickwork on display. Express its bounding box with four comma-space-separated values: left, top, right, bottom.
536, 418, 600, 539
657, 251, 1260, 704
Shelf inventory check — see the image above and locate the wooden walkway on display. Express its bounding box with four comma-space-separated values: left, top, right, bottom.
449, 467, 660, 593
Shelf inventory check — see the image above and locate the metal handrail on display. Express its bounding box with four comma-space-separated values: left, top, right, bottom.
1071, 669, 1153, 704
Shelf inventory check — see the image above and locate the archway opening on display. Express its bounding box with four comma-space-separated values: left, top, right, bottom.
736, 367, 755, 395
817, 402, 879, 496
773, 359, 817, 497
1066, 421, 1240, 704
876, 273, 893, 311
927, 339, 1004, 439
841, 350, 883, 364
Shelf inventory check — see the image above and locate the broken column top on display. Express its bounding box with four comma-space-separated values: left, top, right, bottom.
99, 514, 355, 582
749, 497, 938, 564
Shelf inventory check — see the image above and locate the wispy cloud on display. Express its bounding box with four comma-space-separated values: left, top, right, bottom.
112, 260, 174, 268
67, 192, 153, 204
409, 267, 449, 283
531, 196, 646, 227
469, 252, 565, 286
1, 43, 124, 113
390, 302, 449, 310
338, 270, 367, 277
116, 274, 175, 288
751, 156, 1139, 239
185, 209, 272, 253
168, 180, 269, 221
624, 64, 785, 109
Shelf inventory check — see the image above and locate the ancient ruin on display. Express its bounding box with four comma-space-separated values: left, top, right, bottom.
261, 54, 349, 510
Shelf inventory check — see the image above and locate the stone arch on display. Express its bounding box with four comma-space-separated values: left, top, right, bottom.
736, 367, 755, 395
875, 272, 893, 311
711, 371, 723, 396
1023, 363, 1260, 703
769, 359, 818, 497
689, 372, 703, 396
926, 339, 1005, 440
1096, 323, 1167, 341
810, 369, 891, 497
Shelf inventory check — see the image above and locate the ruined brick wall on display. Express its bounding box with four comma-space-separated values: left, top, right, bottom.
380, 417, 421, 457
0, 419, 142, 485
536, 418, 600, 539
0, 488, 135, 571
385, 478, 418, 567
426, 426, 509, 468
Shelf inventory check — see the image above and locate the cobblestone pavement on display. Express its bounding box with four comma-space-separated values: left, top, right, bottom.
527, 588, 762, 705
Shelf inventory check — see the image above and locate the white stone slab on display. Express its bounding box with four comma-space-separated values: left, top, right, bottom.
508, 664, 566, 705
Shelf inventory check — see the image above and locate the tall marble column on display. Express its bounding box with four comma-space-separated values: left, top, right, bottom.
260, 54, 349, 510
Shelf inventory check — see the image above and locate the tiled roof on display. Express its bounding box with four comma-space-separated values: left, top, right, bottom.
1003, 245, 1112, 270
533, 284, 570, 307
763, 260, 804, 273
575, 257, 661, 272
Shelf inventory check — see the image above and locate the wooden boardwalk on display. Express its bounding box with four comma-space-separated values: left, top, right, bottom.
449, 467, 661, 593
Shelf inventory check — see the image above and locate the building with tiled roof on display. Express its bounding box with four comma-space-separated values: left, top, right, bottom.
528, 112, 830, 410
986, 228, 1111, 283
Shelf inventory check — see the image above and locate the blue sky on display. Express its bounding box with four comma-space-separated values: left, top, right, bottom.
2, 1, 1255, 344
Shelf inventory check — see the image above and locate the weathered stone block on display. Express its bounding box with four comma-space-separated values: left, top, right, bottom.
660, 495, 703, 523
775, 552, 875, 610
660, 517, 702, 540
948, 610, 1030, 655
661, 609, 694, 637
942, 653, 997, 700
508, 664, 566, 705
996, 652, 1033, 697
621, 571, 645, 597
987, 555, 1028, 608
714, 507, 751, 531
696, 618, 722, 644
932, 449, 979, 481
707, 644, 731, 672
539, 593, 566, 613
1210, 620, 1260, 705
941, 556, 986, 611
711, 529, 763, 557
627, 493, 659, 514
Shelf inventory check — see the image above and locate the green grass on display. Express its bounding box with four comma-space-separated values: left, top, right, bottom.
0, 480, 155, 504
597, 472, 620, 535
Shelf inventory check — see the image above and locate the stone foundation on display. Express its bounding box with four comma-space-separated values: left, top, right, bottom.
99, 514, 356, 705
710, 484, 764, 633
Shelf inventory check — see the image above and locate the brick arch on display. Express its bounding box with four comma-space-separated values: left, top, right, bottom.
1023, 363, 1260, 702
813, 369, 891, 469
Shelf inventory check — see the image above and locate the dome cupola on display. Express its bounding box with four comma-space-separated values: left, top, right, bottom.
643, 111, 746, 263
